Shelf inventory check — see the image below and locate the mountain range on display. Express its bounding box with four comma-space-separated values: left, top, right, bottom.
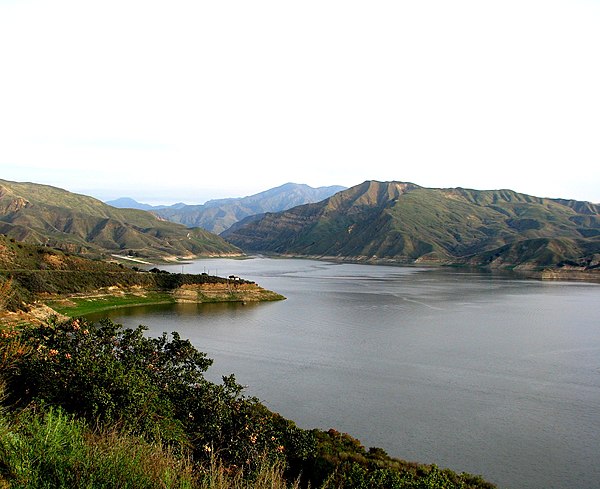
107, 183, 346, 234
104, 197, 189, 211
0, 179, 240, 261
2, 178, 599, 273
222, 180, 600, 271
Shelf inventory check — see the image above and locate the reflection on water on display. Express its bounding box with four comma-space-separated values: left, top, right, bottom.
87, 301, 259, 323
89, 258, 600, 489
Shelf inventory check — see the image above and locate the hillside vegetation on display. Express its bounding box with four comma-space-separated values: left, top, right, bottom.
0, 235, 280, 318
0, 317, 496, 489
0, 179, 240, 261
222, 181, 600, 273
151, 183, 346, 234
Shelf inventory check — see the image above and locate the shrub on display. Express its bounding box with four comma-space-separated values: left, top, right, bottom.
0, 405, 197, 489
0, 318, 496, 489
4, 317, 315, 474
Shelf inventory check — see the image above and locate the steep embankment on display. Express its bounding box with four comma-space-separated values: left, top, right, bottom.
0, 179, 241, 260
222, 180, 600, 274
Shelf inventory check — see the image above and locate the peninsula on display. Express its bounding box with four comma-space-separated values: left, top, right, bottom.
0, 234, 283, 324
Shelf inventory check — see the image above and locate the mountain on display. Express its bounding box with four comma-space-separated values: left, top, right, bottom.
104, 197, 156, 210
0, 179, 241, 260
152, 183, 347, 234
222, 180, 600, 271
105, 197, 188, 211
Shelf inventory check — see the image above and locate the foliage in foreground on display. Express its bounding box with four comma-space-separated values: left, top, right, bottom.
0, 406, 195, 489
0, 319, 496, 488
0, 403, 300, 489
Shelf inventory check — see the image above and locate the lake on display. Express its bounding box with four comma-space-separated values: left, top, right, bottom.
89, 258, 600, 489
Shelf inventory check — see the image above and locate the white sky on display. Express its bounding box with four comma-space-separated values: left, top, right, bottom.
1, 0, 599, 205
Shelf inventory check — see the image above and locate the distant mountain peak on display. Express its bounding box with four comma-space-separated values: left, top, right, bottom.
105, 197, 155, 210
153, 183, 347, 234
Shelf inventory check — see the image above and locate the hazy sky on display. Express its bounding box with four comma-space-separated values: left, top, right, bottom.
1, 0, 599, 205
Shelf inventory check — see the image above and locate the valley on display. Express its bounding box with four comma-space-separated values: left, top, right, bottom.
1, 176, 599, 488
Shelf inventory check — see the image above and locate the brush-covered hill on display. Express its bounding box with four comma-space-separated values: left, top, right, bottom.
0, 234, 280, 318
151, 182, 346, 234
0, 179, 241, 261
222, 180, 600, 272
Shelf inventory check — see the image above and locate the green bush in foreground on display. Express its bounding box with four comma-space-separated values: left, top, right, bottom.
0, 319, 496, 488
0, 402, 299, 489
2, 318, 313, 472
0, 406, 194, 489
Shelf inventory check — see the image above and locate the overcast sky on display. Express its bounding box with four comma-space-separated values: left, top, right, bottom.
1, 0, 599, 205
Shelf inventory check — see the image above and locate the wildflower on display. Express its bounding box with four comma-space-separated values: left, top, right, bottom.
48, 349, 58, 357
65, 353, 72, 360
82, 329, 89, 335
250, 434, 258, 444
277, 445, 285, 453
204, 445, 212, 453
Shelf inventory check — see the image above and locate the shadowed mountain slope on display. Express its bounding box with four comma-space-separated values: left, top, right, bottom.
0, 179, 240, 260
152, 182, 346, 234
222, 180, 600, 270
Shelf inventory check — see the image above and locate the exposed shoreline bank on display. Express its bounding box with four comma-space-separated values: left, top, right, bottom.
1, 282, 285, 326
243, 253, 600, 283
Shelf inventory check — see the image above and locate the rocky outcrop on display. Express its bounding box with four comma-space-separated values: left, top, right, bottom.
172, 283, 285, 303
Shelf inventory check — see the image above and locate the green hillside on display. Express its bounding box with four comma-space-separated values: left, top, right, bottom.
0, 179, 241, 260
0, 234, 281, 318
222, 181, 600, 271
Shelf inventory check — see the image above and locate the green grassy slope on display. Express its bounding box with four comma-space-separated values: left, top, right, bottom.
0, 235, 262, 314
222, 181, 600, 270
0, 234, 250, 312
0, 179, 241, 260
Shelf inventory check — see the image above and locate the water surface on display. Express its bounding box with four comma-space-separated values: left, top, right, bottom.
89, 258, 600, 489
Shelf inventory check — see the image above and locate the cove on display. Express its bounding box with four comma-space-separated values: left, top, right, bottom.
87, 257, 600, 489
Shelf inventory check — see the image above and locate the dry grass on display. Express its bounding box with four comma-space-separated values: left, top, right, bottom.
197, 456, 301, 489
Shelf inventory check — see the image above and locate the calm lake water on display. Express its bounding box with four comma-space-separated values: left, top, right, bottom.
89, 258, 600, 489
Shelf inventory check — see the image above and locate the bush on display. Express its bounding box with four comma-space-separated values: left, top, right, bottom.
3, 318, 314, 474
0, 319, 496, 488
0, 405, 196, 489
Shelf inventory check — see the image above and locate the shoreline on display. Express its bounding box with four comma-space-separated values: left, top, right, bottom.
52, 283, 285, 317
244, 252, 600, 284
1, 283, 285, 325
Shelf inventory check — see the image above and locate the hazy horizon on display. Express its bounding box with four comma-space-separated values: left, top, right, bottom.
5, 175, 600, 210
